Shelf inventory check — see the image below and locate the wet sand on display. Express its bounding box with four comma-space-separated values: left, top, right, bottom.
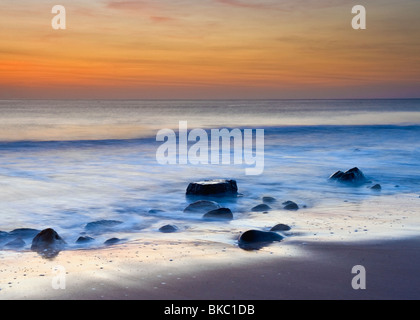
1, 236, 419, 300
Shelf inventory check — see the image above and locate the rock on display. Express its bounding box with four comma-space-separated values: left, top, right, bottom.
262, 196, 276, 203
251, 204, 272, 212
186, 179, 238, 196
238, 230, 283, 250
329, 170, 344, 180
371, 184, 382, 191
4, 238, 25, 249
329, 167, 367, 185
9, 228, 40, 239
85, 220, 123, 232
76, 236, 95, 244
159, 225, 178, 233
104, 238, 121, 246
148, 209, 165, 214
184, 200, 221, 213
283, 201, 299, 211
270, 224, 291, 232
31, 228, 66, 258
203, 208, 233, 220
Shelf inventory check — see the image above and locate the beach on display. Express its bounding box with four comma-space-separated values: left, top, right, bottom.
1, 192, 419, 300
0, 99, 419, 301
1, 236, 420, 300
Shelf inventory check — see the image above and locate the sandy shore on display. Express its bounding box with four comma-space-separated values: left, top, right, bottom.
1, 235, 419, 300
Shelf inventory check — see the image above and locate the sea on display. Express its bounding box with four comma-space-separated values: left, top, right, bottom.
0, 99, 419, 250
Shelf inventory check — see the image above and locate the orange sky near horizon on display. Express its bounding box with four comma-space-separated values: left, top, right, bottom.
0, 0, 419, 99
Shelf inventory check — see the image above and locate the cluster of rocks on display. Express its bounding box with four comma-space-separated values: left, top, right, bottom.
1, 168, 381, 255
0, 228, 66, 259
184, 179, 294, 250
0, 220, 130, 258
329, 167, 382, 191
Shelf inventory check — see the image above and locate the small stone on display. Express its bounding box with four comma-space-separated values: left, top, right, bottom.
76, 236, 95, 244
104, 238, 121, 246
9, 228, 40, 239
371, 184, 382, 191
283, 201, 299, 211
184, 200, 221, 213
203, 208, 233, 220
4, 238, 26, 249
270, 224, 291, 232
251, 204, 272, 212
238, 230, 283, 250
148, 209, 165, 214
85, 220, 123, 232
262, 196, 276, 203
159, 225, 178, 233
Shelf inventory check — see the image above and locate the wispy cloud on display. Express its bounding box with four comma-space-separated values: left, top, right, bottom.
106, 0, 154, 11
215, 0, 276, 9
150, 16, 176, 23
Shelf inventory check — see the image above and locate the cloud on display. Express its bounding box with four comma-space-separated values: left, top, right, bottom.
215, 0, 275, 9
105, 0, 154, 11
150, 16, 176, 23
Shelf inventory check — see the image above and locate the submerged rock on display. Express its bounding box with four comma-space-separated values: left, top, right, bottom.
159, 225, 178, 233
31, 228, 66, 258
9, 228, 40, 239
270, 224, 292, 232
0, 231, 8, 240
4, 238, 25, 249
262, 196, 276, 204
251, 204, 272, 212
76, 236, 95, 244
85, 220, 123, 232
371, 184, 382, 191
104, 238, 121, 246
203, 208, 233, 220
186, 179, 238, 196
238, 230, 283, 250
283, 201, 299, 211
184, 200, 221, 213
329, 167, 367, 185
148, 209, 165, 214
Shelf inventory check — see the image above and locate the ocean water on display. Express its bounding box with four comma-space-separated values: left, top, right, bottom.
0, 99, 419, 251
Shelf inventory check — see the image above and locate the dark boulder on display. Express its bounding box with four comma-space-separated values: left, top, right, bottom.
283, 201, 299, 211
251, 204, 272, 212
371, 184, 382, 191
270, 224, 291, 232
104, 238, 121, 246
31, 228, 66, 258
203, 208, 233, 220
85, 220, 123, 232
329, 167, 367, 185
159, 225, 178, 233
76, 236, 95, 244
186, 179, 238, 196
4, 238, 25, 249
329, 171, 344, 180
262, 196, 276, 204
238, 230, 283, 250
184, 200, 221, 213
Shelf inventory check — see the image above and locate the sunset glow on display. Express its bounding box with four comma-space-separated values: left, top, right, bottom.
1, 0, 419, 99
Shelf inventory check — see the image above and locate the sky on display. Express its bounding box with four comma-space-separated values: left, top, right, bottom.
0, 0, 419, 99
